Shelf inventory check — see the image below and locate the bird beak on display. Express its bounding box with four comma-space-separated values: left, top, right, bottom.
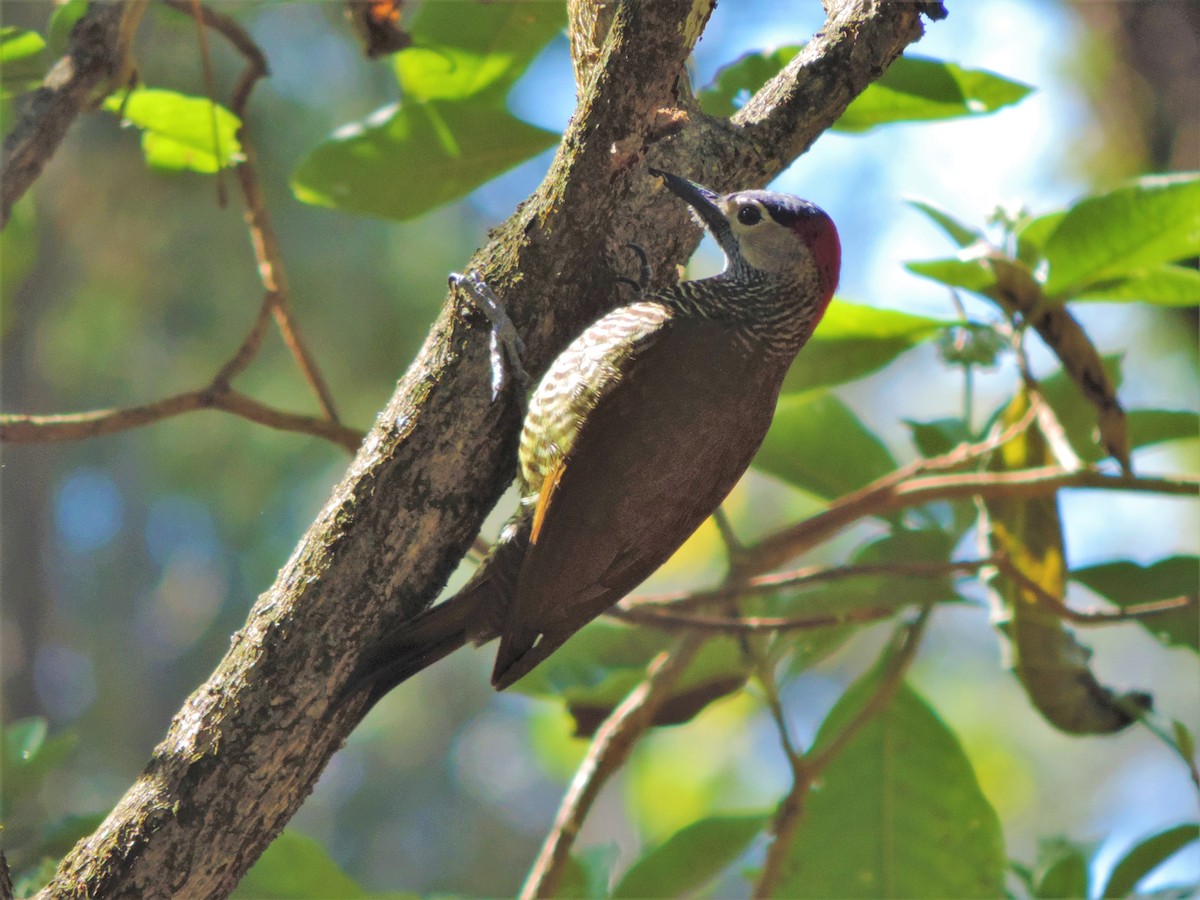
648, 168, 729, 238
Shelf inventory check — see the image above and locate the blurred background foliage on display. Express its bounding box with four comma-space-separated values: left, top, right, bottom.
1, 0, 1198, 897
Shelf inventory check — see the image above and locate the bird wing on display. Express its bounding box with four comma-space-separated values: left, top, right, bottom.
492, 315, 784, 688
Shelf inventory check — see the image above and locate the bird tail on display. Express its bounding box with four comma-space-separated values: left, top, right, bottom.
340, 516, 530, 712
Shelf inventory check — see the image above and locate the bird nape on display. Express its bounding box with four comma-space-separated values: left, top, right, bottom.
344, 168, 841, 710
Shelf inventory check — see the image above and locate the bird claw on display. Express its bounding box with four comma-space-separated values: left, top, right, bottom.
614, 242, 652, 296
450, 271, 530, 404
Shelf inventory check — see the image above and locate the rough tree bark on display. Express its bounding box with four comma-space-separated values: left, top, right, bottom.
24, 0, 944, 896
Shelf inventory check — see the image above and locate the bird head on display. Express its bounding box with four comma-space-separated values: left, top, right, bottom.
649, 168, 841, 311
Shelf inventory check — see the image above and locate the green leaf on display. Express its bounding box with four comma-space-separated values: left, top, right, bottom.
1072, 264, 1200, 307
1017, 211, 1067, 252
1016, 210, 1066, 265
782, 300, 951, 392
13, 857, 58, 898
755, 390, 896, 499
39, 812, 108, 860
1, 197, 36, 334
700, 50, 1030, 130
906, 419, 980, 535
102, 88, 243, 173
1037, 356, 1198, 465
396, 0, 565, 102
1127, 409, 1200, 452
48, 0, 88, 56
856, 528, 958, 574
906, 417, 972, 458
834, 56, 1032, 133
557, 845, 619, 899
1042, 173, 1200, 296
4, 716, 48, 765
1, 26, 48, 94
613, 813, 768, 899
1, 718, 79, 816
1032, 837, 1092, 899
294, 0, 563, 219
1009, 860, 1037, 895
1071, 557, 1199, 652
1174, 720, 1197, 764
1101, 823, 1200, 898
987, 389, 1149, 734
777, 680, 1006, 897
907, 199, 983, 248
773, 529, 961, 678
1036, 355, 1123, 466
828, 528, 961, 611
906, 256, 997, 295
292, 100, 557, 220
699, 47, 800, 117
1, 26, 46, 64
509, 621, 748, 734
233, 830, 410, 899
509, 620, 668, 700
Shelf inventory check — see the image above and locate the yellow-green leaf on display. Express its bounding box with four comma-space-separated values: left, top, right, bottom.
103, 88, 242, 173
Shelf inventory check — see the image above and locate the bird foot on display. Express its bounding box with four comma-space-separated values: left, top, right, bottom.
450, 271, 530, 403
614, 242, 652, 296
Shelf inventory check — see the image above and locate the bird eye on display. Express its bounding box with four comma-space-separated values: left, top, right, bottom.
737, 205, 762, 226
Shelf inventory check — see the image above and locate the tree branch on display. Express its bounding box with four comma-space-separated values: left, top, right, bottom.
744, 467, 1199, 575
518, 634, 706, 899
0, 387, 363, 452
2, 2, 145, 227
754, 606, 933, 898
625, 558, 995, 610
4, 1, 350, 453
39, 1, 941, 895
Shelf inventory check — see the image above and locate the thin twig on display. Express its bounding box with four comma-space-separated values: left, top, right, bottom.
613, 603, 905, 633
0, 387, 363, 452
235, 159, 341, 422
745, 466, 1199, 575
188, 0, 227, 207
619, 548, 1196, 634
2, 0, 353, 451
993, 554, 1197, 626
162, 0, 341, 422
749, 633, 803, 765
158, 0, 268, 116
712, 506, 746, 558
754, 606, 933, 899
518, 633, 706, 900
807, 606, 932, 773
750, 651, 805, 900
737, 409, 1037, 575
625, 558, 996, 611
213, 298, 274, 386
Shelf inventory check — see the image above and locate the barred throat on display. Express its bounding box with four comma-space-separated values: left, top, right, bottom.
666, 269, 826, 358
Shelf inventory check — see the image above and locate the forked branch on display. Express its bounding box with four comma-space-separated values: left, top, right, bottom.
33, 1, 945, 895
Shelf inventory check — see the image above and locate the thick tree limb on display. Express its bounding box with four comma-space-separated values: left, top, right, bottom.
38, 1, 939, 896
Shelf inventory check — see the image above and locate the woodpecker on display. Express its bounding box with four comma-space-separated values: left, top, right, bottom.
348, 169, 841, 704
